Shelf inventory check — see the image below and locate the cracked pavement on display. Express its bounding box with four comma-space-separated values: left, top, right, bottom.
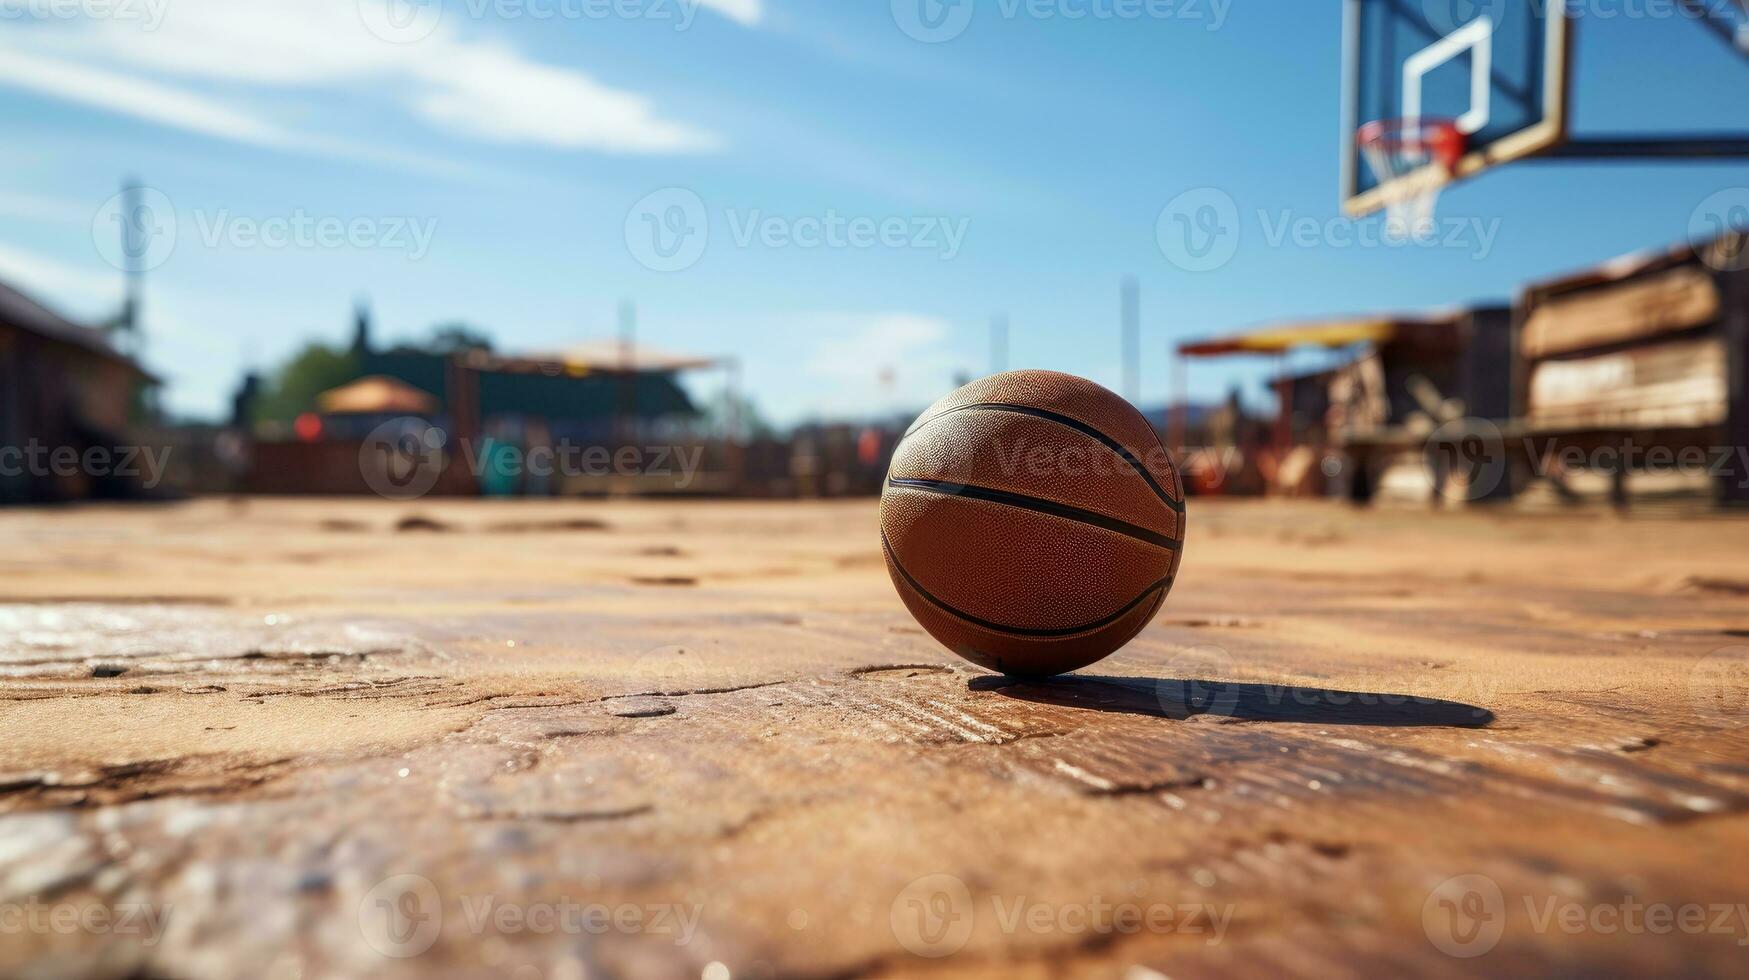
2, 498, 1748, 977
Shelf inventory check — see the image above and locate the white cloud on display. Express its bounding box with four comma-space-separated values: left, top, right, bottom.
0, 45, 295, 148
696, 0, 764, 26
797, 312, 966, 418
0, 0, 719, 156
0, 242, 124, 311
410, 41, 715, 153
0, 191, 91, 225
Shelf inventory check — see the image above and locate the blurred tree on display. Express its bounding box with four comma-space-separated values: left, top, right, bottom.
250, 343, 360, 425
426, 323, 494, 354
701, 388, 772, 440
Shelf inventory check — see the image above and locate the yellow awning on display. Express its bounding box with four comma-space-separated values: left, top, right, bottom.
317, 376, 439, 415
1178, 318, 1397, 358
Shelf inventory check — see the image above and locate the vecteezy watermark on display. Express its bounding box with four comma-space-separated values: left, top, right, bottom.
0, 897, 173, 947
1255, 209, 1502, 259
0, 0, 169, 27
889, 873, 1234, 958
1425, 0, 1748, 34
1422, 416, 1749, 504
357, 874, 704, 959
360, 419, 449, 500
462, 0, 717, 28
1156, 187, 1504, 272
357, 0, 729, 41
1422, 873, 1749, 958
1424, 417, 1510, 503
623, 187, 970, 272
92, 191, 438, 267
1156, 187, 1240, 273
1689, 189, 1749, 272
1152, 643, 1500, 723
191, 210, 439, 260
357, 0, 446, 44
1422, 874, 1507, 958
93, 187, 177, 273
983, 434, 1178, 483
1156, 643, 1243, 718
890, 0, 1232, 43
1689, 646, 1749, 728
0, 442, 171, 489
624, 187, 710, 273
359, 418, 708, 501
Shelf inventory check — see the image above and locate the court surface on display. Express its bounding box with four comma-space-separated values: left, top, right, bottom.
3, 498, 1747, 977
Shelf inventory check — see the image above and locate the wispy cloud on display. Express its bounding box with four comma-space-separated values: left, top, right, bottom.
799, 312, 966, 417
410, 40, 716, 153
697, 0, 765, 27
0, 0, 722, 157
0, 45, 295, 148
0, 191, 92, 225
0, 242, 122, 308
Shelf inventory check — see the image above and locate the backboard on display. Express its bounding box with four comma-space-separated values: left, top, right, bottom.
1341, 0, 1572, 217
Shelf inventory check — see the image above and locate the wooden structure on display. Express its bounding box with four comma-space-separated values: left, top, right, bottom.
247, 340, 742, 498
0, 279, 155, 504
1177, 308, 1514, 505
1515, 232, 1749, 507
316, 375, 441, 417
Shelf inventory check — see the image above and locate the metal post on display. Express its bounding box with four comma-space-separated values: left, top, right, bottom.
1719, 260, 1749, 507
990, 314, 1008, 376
1121, 277, 1140, 404
617, 300, 636, 448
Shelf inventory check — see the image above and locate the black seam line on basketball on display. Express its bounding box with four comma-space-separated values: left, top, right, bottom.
886, 478, 1181, 552
902, 402, 1185, 514
881, 532, 1171, 639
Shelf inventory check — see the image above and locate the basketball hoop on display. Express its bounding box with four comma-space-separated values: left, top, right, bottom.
1356, 118, 1466, 241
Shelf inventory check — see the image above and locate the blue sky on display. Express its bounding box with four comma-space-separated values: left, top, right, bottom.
1, 0, 1746, 423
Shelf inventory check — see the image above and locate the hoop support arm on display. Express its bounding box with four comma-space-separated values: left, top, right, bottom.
1538, 135, 1749, 159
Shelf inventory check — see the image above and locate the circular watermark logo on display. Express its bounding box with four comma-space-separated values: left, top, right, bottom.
1422, 873, 1505, 958
92, 187, 177, 272
1156, 644, 1242, 719
1157, 188, 1240, 272
625, 187, 709, 273
891, 0, 976, 43
890, 873, 974, 958
1689, 646, 1749, 728
359, 418, 447, 501
1424, 417, 1508, 503
1689, 188, 1749, 272
1420, 0, 1509, 37
358, 0, 445, 44
358, 873, 443, 958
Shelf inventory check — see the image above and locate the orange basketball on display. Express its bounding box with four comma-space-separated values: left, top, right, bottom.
880, 371, 1186, 676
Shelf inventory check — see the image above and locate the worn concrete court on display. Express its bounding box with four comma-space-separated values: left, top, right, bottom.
2, 498, 1747, 978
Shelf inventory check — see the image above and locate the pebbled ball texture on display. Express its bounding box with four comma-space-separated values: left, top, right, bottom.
880, 370, 1186, 676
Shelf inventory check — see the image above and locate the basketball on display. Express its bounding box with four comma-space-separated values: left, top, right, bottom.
880, 370, 1186, 677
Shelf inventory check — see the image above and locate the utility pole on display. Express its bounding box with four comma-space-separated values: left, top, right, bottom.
616, 300, 637, 446
119, 177, 145, 359
990, 313, 1009, 375
1121, 276, 1140, 403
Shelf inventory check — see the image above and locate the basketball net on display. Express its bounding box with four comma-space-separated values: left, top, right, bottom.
1357, 119, 1465, 243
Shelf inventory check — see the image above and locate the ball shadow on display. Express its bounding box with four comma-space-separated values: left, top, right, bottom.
969, 673, 1493, 728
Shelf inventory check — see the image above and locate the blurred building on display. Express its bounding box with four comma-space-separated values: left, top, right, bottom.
0, 280, 155, 504
1515, 231, 1749, 508
357, 339, 706, 445
244, 312, 735, 496
1178, 308, 1515, 505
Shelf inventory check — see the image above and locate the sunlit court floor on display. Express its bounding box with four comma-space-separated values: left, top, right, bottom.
2, 497, 1748, 978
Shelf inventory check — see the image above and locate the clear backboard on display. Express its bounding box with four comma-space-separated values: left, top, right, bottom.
1341, 0, 1572, 218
